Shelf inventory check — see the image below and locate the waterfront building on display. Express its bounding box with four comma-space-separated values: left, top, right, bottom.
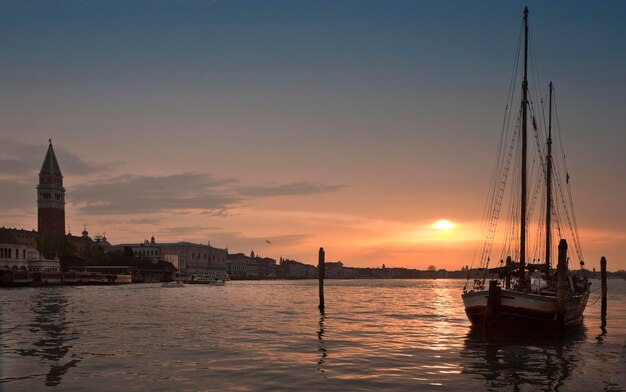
226, 259, 247, 279
159, 241, 227, 275
0, 242, 60, 272
225, 254, 276, 279
0, 228, 39, 248
226, 254, 250, 279
226, 253, 255, 279
245, 258, 259, 279
106, 237, 227, 274
324, 261, 344, 279
257, 257, 277, 279
37, 140, 66, 237
109, 236, 162, 263
343, 267, 359, 279
94, 234, 112, 251
277, 258, 317, 279
163, 254, 180, 270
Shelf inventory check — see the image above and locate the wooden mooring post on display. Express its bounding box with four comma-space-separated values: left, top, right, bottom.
318, 247, 325, 312
483, 280, 501, 330
601, 256, 607, 333
505, 256, 512, 289
556, 239, 568, 328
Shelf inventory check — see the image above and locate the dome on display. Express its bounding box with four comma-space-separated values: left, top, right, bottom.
26, 248, 41, 260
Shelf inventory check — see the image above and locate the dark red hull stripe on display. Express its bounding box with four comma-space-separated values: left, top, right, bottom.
465, 305, 584, 327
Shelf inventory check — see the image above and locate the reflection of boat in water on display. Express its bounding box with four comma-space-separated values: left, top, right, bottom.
461, 7, 590, 331
460, 325, 587, 390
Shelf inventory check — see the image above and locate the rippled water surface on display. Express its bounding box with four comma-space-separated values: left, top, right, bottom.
1, 279, 625, 391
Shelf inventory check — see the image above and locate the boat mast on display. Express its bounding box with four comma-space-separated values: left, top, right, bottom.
520, 6, 529, 284
545, 82, 553, 273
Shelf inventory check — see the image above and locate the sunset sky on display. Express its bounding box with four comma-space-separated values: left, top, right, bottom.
1, 1, 625, 270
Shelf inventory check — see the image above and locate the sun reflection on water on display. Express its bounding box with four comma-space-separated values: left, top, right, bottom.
0, 279, 624, 391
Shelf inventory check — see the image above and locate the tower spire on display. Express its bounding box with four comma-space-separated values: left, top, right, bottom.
40, 140, 63, 176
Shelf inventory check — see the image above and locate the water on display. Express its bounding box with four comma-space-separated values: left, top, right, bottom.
1, 279, 624, 391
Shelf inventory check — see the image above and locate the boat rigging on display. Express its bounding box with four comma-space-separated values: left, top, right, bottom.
461, 7, 591, 331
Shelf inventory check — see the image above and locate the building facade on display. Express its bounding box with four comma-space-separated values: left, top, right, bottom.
325, 261, 344, 279
109, 236, 162, 263
0, 242, 60, 272
159, 241, 228, 275
257, 257, 277, 279
277, 258, 317, 279
226, 256, 249, 279
226, 254, 277, 279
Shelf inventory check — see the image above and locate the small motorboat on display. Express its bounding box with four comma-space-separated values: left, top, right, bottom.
162, 281, 185, 288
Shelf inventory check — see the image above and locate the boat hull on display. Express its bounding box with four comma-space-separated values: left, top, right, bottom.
462, 287, 590, 331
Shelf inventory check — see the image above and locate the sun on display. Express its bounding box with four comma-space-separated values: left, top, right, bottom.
432, 219, 455, 230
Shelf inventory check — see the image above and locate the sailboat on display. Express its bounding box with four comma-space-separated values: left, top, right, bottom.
461, 7, 591, 331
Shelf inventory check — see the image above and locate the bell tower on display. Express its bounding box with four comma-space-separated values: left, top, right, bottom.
37, 139, 66, 237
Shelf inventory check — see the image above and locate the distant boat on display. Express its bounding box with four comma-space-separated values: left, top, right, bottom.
181, 274, 227, 285
461, 7, 591, 331
162, 281, 185, 288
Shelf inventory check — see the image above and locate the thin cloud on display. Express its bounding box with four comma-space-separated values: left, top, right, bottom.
159, 225, 220, 237
70, 173, 344, 215
129, 218, 162, 225
237, 182, 346, 198
70, 173, 240, 214
199, 209, 230, 217
0, 137, 118, 177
